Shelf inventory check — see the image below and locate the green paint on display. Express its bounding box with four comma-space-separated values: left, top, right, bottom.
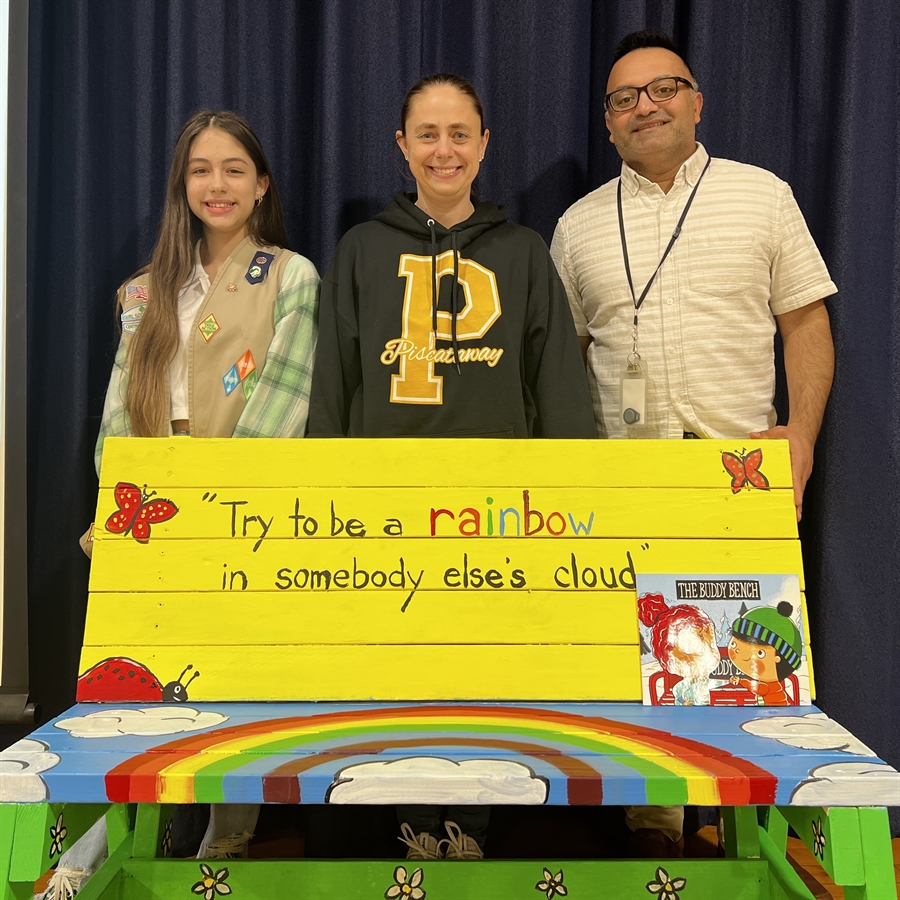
777, 805, 863, 886
758, 826, 817, 900
9, 802, 109, 882
117, 858, 770, 900
71, 833, 133, 900
0, 805, 32, 900
133, 804, 161, 859
190, 719, 691, 804
722, 806, 760, 859
760, 806, 788, 855
106, 804, 135, 854
843, 807, 898, 900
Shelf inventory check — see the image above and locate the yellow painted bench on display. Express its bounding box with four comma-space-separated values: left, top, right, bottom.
2, 438, 897, 900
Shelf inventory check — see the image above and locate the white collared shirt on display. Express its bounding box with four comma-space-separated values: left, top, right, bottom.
551, 143, 837, 439
168, 242, 211, 420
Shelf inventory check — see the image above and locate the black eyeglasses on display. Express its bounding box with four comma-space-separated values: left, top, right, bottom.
605, 77, 695, 113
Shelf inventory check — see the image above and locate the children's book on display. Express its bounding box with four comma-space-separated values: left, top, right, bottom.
636, 573, 810, 707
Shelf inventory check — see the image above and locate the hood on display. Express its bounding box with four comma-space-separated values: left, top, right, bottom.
375, 191, 508, 250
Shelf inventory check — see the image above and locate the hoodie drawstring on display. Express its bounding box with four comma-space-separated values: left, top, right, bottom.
427, 219, 438, 333
450, 230, 462, 375
427, 218, 462, 376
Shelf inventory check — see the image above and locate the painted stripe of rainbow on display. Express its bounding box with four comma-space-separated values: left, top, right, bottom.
105, 705, 777, 806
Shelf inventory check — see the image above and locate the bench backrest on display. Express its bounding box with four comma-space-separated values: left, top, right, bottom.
80, 438, 812, 703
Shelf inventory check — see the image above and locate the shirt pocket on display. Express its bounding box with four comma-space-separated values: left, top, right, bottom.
686, 235, 764, 297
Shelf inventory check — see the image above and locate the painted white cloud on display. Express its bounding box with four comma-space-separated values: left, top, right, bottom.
326, 757, 548, 805
741, 713, 876, 756
790, 761, 900, 806
54, 706, 227, 739
0, 738, 60, 802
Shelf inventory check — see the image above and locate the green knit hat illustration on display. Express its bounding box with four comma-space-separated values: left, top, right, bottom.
731, 602, 802, 671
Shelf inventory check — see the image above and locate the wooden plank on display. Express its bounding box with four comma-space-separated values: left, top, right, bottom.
119, 857, 770, 899
777, 806, 864, 887
76, 644, 642, 701
99, 436, 793, 489
9, 803, 109, 882
758, 825, 818, 900
723, 806, 761, 858
848, 807, 898, 900
88, 537, 804, 593
0, 805, 32, 900
82, 590, 641, 646
92, 485, 797, 541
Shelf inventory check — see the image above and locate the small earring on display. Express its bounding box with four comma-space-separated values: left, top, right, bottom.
405, 156, 409, 161
479, 157, 484, 162
255, 195, 263, 207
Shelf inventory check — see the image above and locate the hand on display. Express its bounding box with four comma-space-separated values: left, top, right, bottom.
79, 524, 94, 559
749, 423, 814, 521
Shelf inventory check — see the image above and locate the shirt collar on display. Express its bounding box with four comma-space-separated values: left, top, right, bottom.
619, 142, 709, 196
179, 241, 211, 298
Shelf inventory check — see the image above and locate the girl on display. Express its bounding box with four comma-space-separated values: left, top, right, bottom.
307, 75, 595, 859
94, 109, 317, 471
86, 110, 318, 860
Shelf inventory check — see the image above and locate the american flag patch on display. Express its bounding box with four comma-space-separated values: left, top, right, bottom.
126, 285, 148, 302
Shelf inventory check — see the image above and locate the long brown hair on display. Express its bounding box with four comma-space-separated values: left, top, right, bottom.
123, 110, 289, 436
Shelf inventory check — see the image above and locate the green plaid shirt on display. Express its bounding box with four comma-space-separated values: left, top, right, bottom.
95, 253, 319, 473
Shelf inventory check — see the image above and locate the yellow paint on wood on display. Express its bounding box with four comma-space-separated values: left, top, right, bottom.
93, 485, 797, 541
88, 537, 803, 594
76, 644, 642, 701
82, 590, 640, 646
800, 591, 817, 699
98, 437, 794, 489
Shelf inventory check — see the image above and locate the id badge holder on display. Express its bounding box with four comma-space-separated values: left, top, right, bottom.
620, 353, 647, 429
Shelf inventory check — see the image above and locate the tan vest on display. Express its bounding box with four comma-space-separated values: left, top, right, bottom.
119, 237, 294, 437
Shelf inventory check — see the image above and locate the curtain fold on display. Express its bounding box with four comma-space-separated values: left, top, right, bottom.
26, 0, 898, 833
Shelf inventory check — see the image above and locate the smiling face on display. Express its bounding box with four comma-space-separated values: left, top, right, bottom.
184, 127, 269, 243
728, 635, 781, 682
605, 47, 702, 180
396, 84, 490, 217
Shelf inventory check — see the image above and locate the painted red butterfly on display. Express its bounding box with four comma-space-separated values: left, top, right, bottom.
721, 449, 770, 493
105, 482, 179, 543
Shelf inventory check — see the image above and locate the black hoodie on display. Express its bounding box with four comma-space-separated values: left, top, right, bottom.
308, 192, 595, 438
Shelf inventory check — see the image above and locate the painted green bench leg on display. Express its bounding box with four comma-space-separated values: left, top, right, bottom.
1, 805, 31, 900
843, 807, 897, 900
133, 804, 175, 859
722, 805, 760, 858
758, 826, 817, 900
8, 802, 110, 887
777, 806, 864, 889
759, 805, 789, 855
70, 833, 134, 900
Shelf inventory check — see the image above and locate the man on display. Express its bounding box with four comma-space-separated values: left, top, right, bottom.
550, 31, 836, 857
551, 30, 835, 523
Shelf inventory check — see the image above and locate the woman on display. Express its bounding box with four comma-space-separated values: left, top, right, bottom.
307, 74, 594, 859
86, 110, 318, 861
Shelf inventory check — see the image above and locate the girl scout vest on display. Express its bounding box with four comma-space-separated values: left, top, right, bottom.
118, 237, 294, 438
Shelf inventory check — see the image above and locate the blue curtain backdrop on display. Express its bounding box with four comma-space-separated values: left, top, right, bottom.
25, 0, 899, 831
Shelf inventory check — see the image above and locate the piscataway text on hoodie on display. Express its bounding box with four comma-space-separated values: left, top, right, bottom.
308, 193, 595, 438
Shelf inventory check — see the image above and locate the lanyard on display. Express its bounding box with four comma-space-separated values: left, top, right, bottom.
617, 157, 711, 359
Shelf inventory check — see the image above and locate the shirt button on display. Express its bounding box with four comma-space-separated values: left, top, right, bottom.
666, 297, 674, 306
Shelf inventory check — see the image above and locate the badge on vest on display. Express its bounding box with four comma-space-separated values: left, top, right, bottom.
121, 303, 146, 334
198, 313, 220, 343
245, 252, 274, 284
223, 350, 257, 397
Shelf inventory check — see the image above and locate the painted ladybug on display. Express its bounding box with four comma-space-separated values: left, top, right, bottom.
76, 658, 199, 703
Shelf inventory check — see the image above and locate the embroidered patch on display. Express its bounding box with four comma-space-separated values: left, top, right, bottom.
120, 304, 146, 334
126, 284, 148, 302
245, 252, 274, 284
236, 349, 256, 381
242, 368, 259, 400
222, 364, 240, 396
198, 314, 220, 343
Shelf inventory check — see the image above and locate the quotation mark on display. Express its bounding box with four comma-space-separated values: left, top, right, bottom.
202, 492, 218, 502
641, 543, 650, 550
